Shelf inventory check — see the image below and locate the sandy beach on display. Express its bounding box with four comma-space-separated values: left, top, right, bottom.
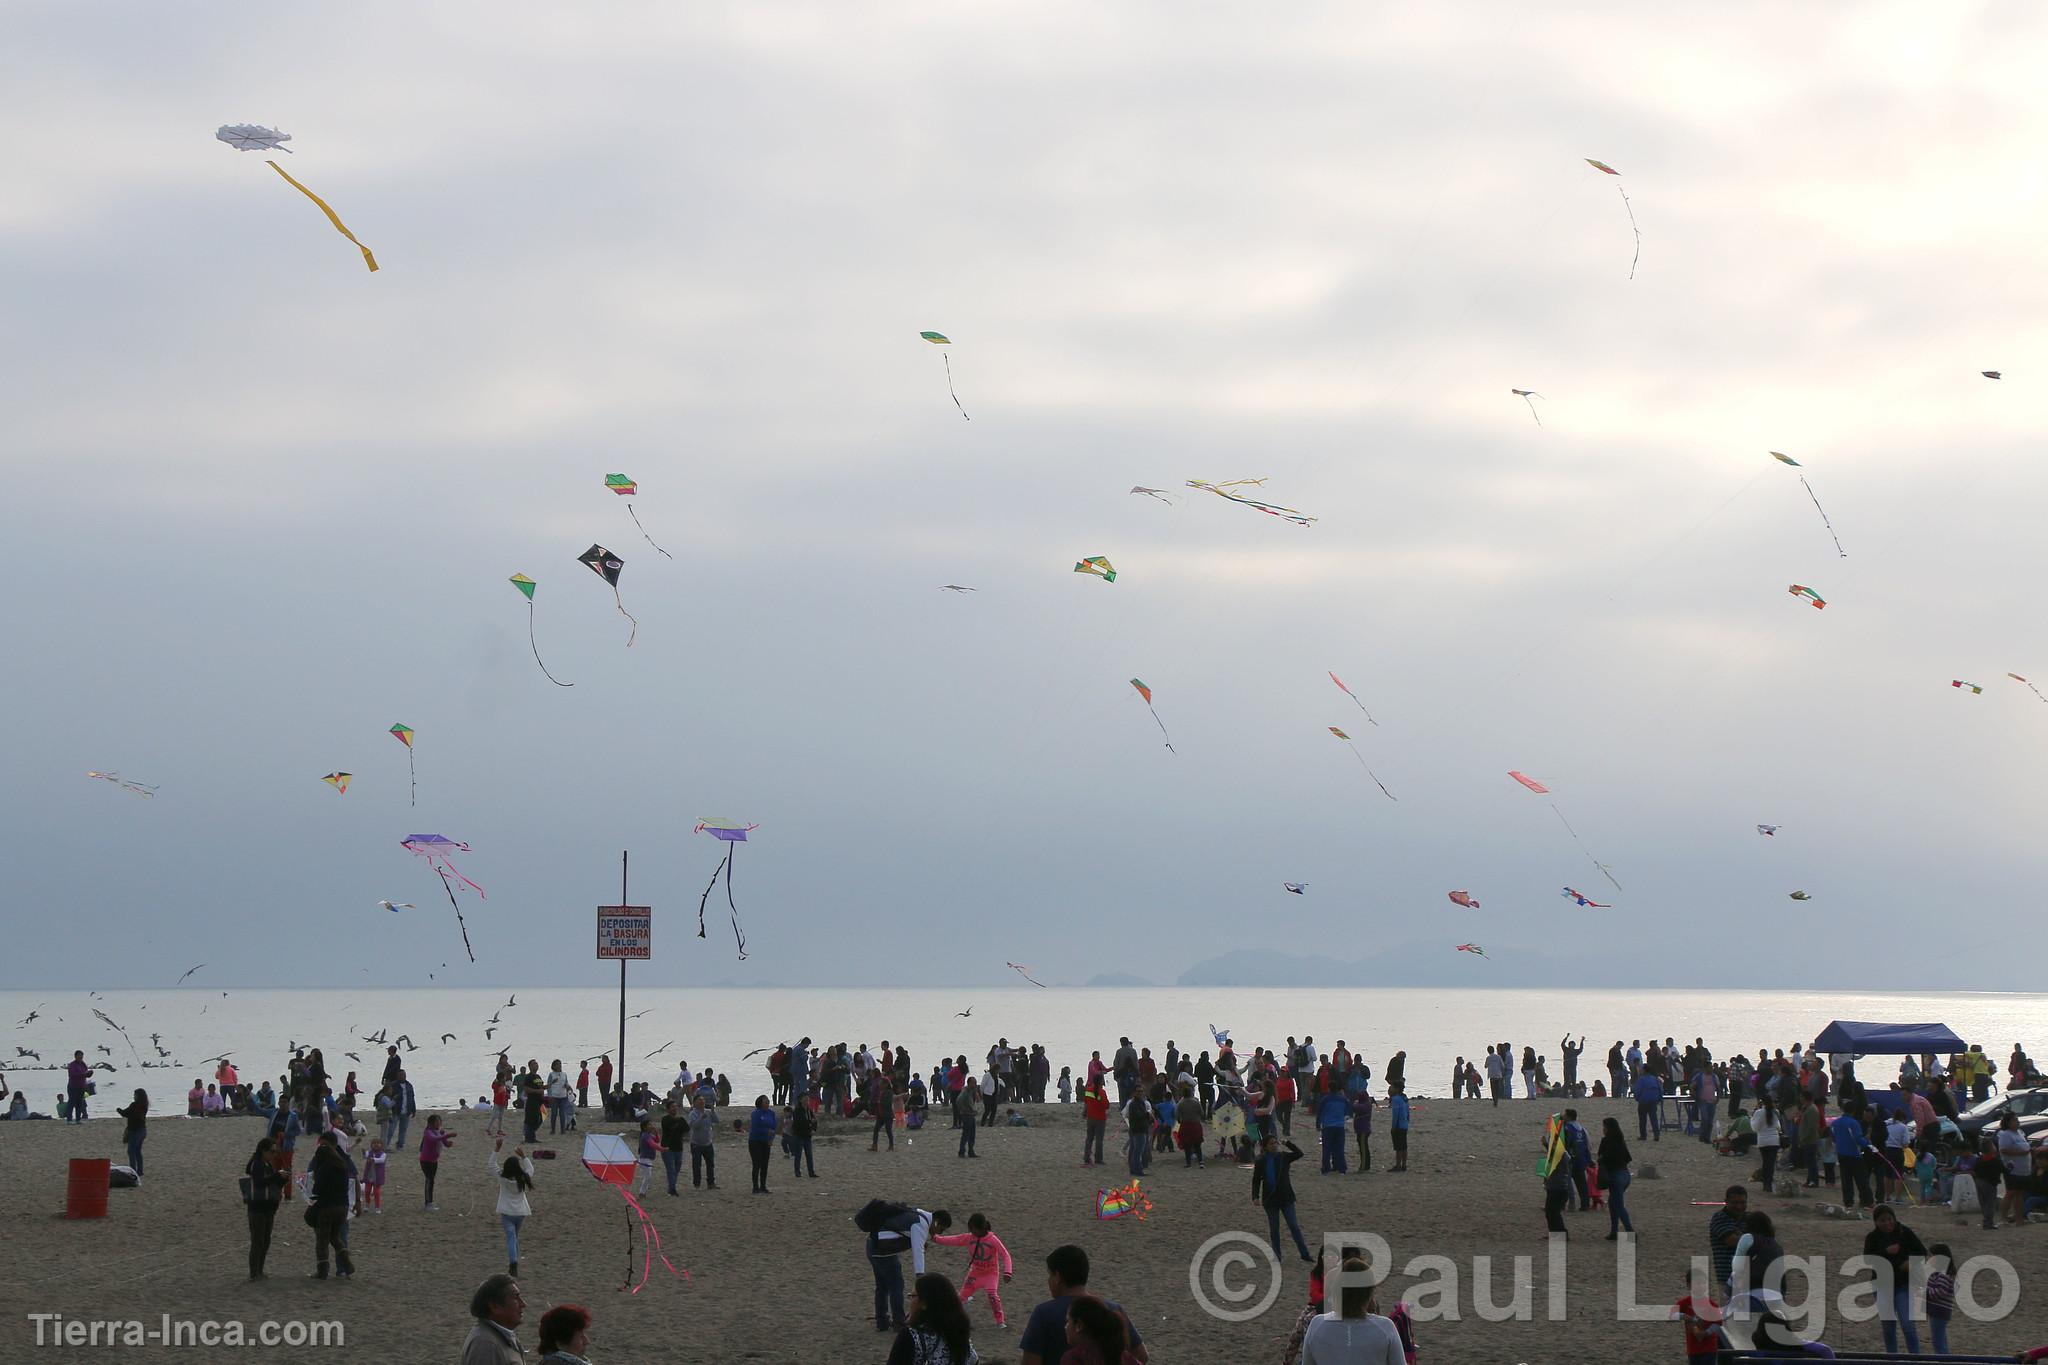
4, 1098, 2044, 1363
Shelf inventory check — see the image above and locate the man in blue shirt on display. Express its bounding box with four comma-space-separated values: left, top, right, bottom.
1632, 1070, 1664, 1141
1831, 1102, 1873, 1209
1316, 1086, 1351, 1174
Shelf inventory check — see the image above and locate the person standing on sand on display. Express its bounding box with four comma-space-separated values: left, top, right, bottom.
1597, 1117, 1633, 1238
595, 1054, 613, 1109
393, 1070, 417, 1150
865, 1206, 952, 1335
461, 1274, 526, 1365
1560, 1036, 1584, 1093
1253, 1134, 1314, 1262
1080, 1077, 1109, 1167
1632, 1067, 1664, 1141
242, 1135, 287, 1279
1483, 1046, 1506, 1106
116, 1088, 148, 1181
308, 1132, 355, 1280
1316, 1082, 1350, 1174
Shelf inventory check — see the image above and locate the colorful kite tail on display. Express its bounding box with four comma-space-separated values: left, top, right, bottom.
265, 160, 378, 273
612, 588, 639, 647
625, 505, 674, 560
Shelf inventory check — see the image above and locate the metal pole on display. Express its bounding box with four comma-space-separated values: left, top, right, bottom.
619, 850, 629, 1095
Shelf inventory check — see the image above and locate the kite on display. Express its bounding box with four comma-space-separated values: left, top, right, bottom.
1129, 486, 1176, 504
1756, 824, 1779, 837
1561, 887, 1610, 908
1789, 891, 1812, 901
582, 1132, 686, 1292
1982, 371, 2002, 380
577, 544, 638, 646
1328, 727, 1395, 799
1185, 479, 1317, 526
1788, 584, 1827, 610
1447, 890, 1479, 909
215, 123, 292, 153
1584, 158, 1641, 280
321, 772, 351, 796
265, 160, 377, 273
693, 820, 757, 960
1006, 962, 1048, 988
2008, 673, 2046, 702
1507, 771, 1548, 794
1095, 1179, 1152, 1221
1283, 883, 1307, 895
508, 575, 574, 687
605, 474, 674, 560
918, 331, 969, 420
1455, 943, 1487, 958
1128, 679, 1175, 754
1770, 453, 1846, 558
86, 771, 157, 798
389, 723, 416, 806
1074, 555, 1117, 582
1327, 671, 1377, 726
939, 585, 978, 593
401, 834, 483, 962
1510, 389, 1543, 426
1509, 772, 1620, 891
1208, 1024, 1232, 1048
1951, 680, 1983, 695
377, 901, 414, 912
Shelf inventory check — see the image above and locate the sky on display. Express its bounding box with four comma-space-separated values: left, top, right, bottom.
4, 2, 2047, 991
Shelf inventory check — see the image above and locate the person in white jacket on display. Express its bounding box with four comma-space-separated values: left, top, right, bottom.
491, 1138, 535, 1277
545, 1061, 574, 1135
1300, 1259, 1405, 1365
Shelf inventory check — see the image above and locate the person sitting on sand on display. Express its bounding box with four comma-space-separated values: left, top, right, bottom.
462, 1274, 526, 1365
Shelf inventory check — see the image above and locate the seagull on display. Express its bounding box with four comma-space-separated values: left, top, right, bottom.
174, 964, 205, 986
626, 1009, 653, 1021
1510, 389, 1544, 425
395, 1034, 417, 1052
93, 1061, 115, 1072
96, 1045, 113, 1056
503, 995, 517, 1009
361, 1030, 388, 1045
345, 1052, 362, 1063
149, 1032, 163, 1046
741, 1047, 770, 1060
377, 901, 415, 913
153, 1046, 171, 1059
486, 1011, 503, 1025
484, 1026, 498, 1041
644, 1041, 673, 1060
17, 1008, 41, 1027
15, 1047, 40, 1061
1982, 370, 2002, 379
956, 1006, 973, 1018
939, 585, 978, 593
440, 1033, 457, 1044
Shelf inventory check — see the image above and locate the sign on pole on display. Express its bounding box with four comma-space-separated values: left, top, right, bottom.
597, 905, 651, 960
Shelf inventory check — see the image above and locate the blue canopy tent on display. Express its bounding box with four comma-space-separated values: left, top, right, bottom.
1813, 1021, 1967, 1118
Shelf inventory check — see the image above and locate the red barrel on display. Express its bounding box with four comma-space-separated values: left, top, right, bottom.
65, 1158, 110, 1219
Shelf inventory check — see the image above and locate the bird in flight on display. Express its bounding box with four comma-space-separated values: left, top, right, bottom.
174, 964, 205, 986
440, 1033, 457, 1044
16, 1007, 42, 1027
15, 1047, 40, 1061
345, 1052, 362, 1063
484, 1026, 498, 1040
96, 1045, 113, 1056
503, 995, 517, 1009
395, 1034, 417, 1051
939, 584, 978, 592
627, 1009, 653, 1021
956, 1006, 973, 1018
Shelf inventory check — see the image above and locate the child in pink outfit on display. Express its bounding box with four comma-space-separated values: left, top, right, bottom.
932, 1212, 1013, 1327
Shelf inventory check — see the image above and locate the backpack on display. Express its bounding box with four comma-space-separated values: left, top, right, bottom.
853, 1199, 918, 1235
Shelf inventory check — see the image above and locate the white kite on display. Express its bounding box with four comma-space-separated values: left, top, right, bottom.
215, 124, 293, 153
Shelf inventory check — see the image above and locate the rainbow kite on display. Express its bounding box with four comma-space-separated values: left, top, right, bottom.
605, 474, 673, 560
389, 723, 415, 806
1074, 555, 1116, 582
1095, 1179, 1152, 1220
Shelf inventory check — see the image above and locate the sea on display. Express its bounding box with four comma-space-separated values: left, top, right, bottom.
2, 987, 2038, 1111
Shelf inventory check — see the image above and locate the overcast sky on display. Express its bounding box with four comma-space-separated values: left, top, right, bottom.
5, 2, 2046, 991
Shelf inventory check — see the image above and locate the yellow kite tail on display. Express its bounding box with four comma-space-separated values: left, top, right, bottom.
266, 160, 378, 273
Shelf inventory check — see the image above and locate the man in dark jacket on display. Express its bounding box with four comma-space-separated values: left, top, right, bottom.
308, 1134, 355, 1279
1251, 1135, 1312, 1262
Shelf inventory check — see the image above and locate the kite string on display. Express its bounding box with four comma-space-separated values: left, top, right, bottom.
1549, 803, 1621, 893
696, 850, 730, 942
612, 587, 639, 647
942, 353, 969, 421
437, 868, 477, 963
625, 505, 674, 560
527, 601, 575, 687
1617, 184, 1640, 280
1799, 475, 1847, 557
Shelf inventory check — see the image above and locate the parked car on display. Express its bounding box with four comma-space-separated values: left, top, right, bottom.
1954, 1088, 2048, 1141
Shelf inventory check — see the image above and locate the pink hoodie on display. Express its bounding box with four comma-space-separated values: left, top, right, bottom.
932, 1230, 1012, 1282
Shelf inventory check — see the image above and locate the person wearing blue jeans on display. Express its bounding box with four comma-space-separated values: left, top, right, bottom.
1316, 1088, 1350, 1174
660, 1101, 688, 1195
117, 1090, 149, 1180
1252, 1136, 1313, 1262
1863, 1205, 1926, 1356
1597, 1117, 1634, 1237
1632, 1071, 1664, 1141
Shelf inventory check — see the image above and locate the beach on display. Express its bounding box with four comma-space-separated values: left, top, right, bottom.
5, 1096, 2044, 1363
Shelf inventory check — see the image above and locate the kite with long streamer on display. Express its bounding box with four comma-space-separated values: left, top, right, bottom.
919, 331, 969, 420
322, 772, 351, 796
694, 820, 757, 960
1561, 887, 1610, 908
578, 545, 638, 646
1185, 479, 1317, 526
86, 771, 157, 798
582, 1133, 686, 1293
1074, 555, 1116, 582
265, 160, 377, 272
1787, 584, 1827, 610
2009, 673, 2046, 702
1095, 1179, 1152, 1220
389, 724, 416, 805
1584, 159, 1640, 280
1509, 772, 1620, 893
1770, 453, 1846, 558
401, 834, 482, 962
1128, 679, 1175, 754
1328, 671, 1377, 726
605, 475, 674, 560
508, 575, 574, 687
1328, 727, 1395, 800
1006, 962, 1047, 988
1510, 389, 1543, 426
